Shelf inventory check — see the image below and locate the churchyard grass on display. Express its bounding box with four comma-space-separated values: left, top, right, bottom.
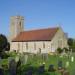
24, 53, 75, 75
0, 52, 75, 75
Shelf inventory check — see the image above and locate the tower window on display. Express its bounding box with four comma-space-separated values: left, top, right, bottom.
19, 21, 22, 29
19, 21, 21, 25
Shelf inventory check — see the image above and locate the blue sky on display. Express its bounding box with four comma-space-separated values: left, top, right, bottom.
0, 0, 75, 38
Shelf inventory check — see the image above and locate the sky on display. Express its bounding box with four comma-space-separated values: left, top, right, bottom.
0, 0, 75, 38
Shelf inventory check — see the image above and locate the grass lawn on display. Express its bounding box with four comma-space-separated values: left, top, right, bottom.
25, 53, 75, 75
1, 53, 75, 75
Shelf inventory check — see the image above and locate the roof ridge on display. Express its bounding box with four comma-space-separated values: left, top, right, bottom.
22, 27, 59, 32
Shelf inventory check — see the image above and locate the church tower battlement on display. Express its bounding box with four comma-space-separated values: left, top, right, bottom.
10, 16, 24, 41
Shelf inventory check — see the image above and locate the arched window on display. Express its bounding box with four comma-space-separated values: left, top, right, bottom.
34, 42, 36, 50
26, 42, 28, 50
58, 39, 62, 48
18, 43, 20, 52
43, 42, 45, 48
51, 43, 53, 52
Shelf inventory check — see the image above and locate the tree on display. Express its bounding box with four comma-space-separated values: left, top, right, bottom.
67, 38, 73, 49
0, 34, 10, 58
72, 39, 75, 52
6, 42, 10, 51
0, 34, 8, 51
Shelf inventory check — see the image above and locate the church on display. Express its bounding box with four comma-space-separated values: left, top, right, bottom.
10, 16, 68, 54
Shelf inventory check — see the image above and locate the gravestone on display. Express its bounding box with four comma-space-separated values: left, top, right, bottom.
38, 64, 45, 74
16, 59, 21, 74
24, 54, 28, 64
20, 53, 29, 65
15, 54, 19, 63
59, 55, 63, 58
72, 69, 75, 75
58, 61, 63, 70
0, 57, 2, 66
65, 61, 69, 68
0, 57, 1, 61
8, 57, 14, 62
42, 53, 48, 61
20, 53, 25, 65
0, 62, 4, 75
48, 64, 56, 72
9, 58, 16, 75
0, 68, 4, 75
71, 56, 74, 62
25, 65, 33, 75
63, 69, 70, 75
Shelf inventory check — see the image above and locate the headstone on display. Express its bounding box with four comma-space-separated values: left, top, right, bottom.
20, 54, 24, 65
0, 68, 4, 75
65, 61, 69, 68
20, 53, 29, 65
0, 61, 4, 75
8, 57, 13, 62
72, 69, 75, 75
63, 70, 70, 75
48, 64, 56, 72
38, 64, 45, 74
0, 57, 1, 61
59, 55, 63, 58
16, 59, 21, 75
9, 59, 16, 75
15, 55, 19, 62
17, 59, 21, 68
42, 53, 48, 61
38, 48, 41, 54
24, 54, 28, 64
0, 58, 2, 67
43, 62, 45, 65
25, 66, 33, 75
58, 61, 63, 70
71, 56, 74, 62
59, 68, 64, 75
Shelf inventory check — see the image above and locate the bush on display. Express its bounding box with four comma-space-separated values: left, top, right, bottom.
0, 52, 9, 59
63, 47, 69, 53
57, 48, 63, 54
21, 64, 35, 75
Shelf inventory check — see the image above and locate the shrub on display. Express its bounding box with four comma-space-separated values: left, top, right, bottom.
57, 48, 63, 54
63, 47, 69, 53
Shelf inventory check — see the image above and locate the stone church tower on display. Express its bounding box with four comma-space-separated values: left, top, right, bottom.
10, 16, 24, 41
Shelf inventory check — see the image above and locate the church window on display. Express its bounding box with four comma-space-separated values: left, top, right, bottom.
18, 43, 20, 51
34, 42, 36, 50
26, 42, 28, 50
51, 43, 53, 52
43, 42, 45, 48
58, 39, 62, 48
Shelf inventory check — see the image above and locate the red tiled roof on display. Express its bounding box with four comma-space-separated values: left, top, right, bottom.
12, 27, 59, 42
